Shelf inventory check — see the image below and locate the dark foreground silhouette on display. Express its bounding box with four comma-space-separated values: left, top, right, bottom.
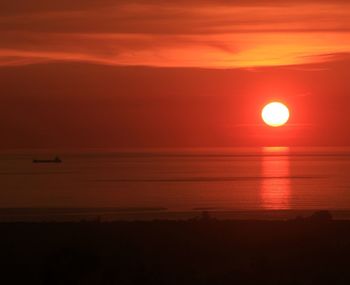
2, 212, 350, 284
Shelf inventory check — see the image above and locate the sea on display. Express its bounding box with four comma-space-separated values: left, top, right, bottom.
1, 147, 350, 221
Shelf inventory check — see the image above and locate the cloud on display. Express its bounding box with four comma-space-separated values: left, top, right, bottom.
1, 2, 350, 34
0, 1, 350, 67
1, 0, 350, 15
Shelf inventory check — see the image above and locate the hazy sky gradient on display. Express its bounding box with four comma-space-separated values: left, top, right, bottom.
1, 0, 350, 148
1, 0, 350, 67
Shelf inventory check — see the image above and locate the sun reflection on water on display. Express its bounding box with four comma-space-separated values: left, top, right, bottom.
261, 147, 291, 209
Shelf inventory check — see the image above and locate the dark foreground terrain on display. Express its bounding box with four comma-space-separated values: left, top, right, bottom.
2, 213, 350, 284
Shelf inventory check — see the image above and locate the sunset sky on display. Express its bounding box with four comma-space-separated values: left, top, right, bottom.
1, 0, 350, 148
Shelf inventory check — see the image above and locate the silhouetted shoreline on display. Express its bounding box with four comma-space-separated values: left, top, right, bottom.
1, 208, 350, 222
2, 211, 350, 284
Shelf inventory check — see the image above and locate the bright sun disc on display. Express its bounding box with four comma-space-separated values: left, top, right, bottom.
261, 102, 290, 127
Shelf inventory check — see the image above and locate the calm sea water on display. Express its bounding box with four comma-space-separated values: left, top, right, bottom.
1, 147, 350, 220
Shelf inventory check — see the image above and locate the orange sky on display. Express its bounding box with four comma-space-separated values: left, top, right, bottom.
1, 0, 350, 148
1, 1, 350, 68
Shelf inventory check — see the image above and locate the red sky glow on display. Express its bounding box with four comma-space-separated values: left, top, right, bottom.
1, 0, 350, 148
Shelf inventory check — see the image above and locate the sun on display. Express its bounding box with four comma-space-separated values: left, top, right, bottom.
261, 102, 290, 127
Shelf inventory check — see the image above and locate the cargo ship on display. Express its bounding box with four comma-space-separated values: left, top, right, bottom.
32, 156, 62, 163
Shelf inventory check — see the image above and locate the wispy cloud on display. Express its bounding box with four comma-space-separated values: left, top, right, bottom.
0, 1, 350, 67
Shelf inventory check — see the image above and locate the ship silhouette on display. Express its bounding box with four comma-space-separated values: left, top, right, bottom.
32, 156, 62, 164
